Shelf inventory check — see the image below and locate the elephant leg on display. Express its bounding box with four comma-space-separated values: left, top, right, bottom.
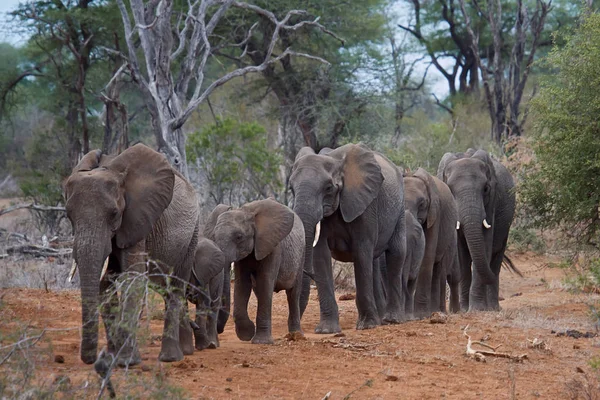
448, 257, 461, 313
373, 256, 387, 321
300, 272, 311, 319
114, 245, 146, 367
207, 271, 223, 348
486, 251, 504, 311
251, 267, 277, 344
159, 285, 185, 362
438, 261, 448, 313
193, 296, 211, 351
179, 296, 194, 356
406, 277, 416, 318
353, 246, 380, 330
430, 262, 443, 313
313, 239, 340, 334
217, 264, 231, 334
413, 257, 434, 319
233, 264, 255, 341
457, 237, 472, 312
99, 276, 120, 354
382, 249, 406, 324
286, 270, 303, 335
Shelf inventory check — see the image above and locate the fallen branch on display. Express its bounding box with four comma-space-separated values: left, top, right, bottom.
0, 202, 66, 217
2, 244, 72, 258
0, 228, 29, 241
464, 325, 527, 363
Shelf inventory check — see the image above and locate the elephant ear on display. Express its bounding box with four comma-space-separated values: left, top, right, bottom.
194, 237, 226, 284
243, 198, 294, 261
319, 147, 333, 155
331, 144, 383, 223
294, 146, 316, 162
414, 168, 440, 229
437, 152, 458, 182
203, 204, 233, 239
107, 144, 175, 249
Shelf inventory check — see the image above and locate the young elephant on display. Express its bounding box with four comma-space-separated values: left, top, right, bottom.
404, 168, 460, 318
187, 237, 229, 350
403, 212, 426, 318
204, 199, 305, 344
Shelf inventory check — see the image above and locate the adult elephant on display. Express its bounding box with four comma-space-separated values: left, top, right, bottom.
437, 149, 515, 311
64, 144, 199, 366
403, 168, 460, 318
291, 143, 407, 333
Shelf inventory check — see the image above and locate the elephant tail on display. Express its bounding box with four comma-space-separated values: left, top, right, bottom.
501, 254, 523, 277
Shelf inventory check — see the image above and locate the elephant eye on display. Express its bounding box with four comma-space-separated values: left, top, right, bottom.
325, 183, 334, 193
235, 233, 243, 242
484, 184, 491, 194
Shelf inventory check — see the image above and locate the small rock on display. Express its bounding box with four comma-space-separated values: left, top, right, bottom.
225, 388, 232, 392
406, 331, 417, 337
498, 295, 505, 301
334, 333, 346, 338
226, 377, 233, 382
511, 292, 523, 297
573, 344, 581, 350
429, 312, 448, 324
576, 367, 585, 373
386, 375, 399, 382
141, 365, 151, 372
339, 293, 356, 301
285, 332, 307, 341
242, 361, 250, 368
54, 355, 65, 364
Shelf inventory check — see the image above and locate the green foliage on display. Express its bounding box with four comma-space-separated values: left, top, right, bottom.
521, 12, 600, 246
186, 118, 282, 205
508, 227, 547, 254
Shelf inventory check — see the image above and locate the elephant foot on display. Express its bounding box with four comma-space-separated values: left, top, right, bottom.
251, 333, 274, 345
235, 319, 256, 342
382, 311, 404, 325
180, 326, 194, 356
356, 315, 381, 330
115, 348, 142, 367
315, 319, 341, 334
207, 340, 219, 349
159, 338, 184, 363
80, 349, 97, 365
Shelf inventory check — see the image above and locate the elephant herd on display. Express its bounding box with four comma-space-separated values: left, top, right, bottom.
63, 142, 515, 367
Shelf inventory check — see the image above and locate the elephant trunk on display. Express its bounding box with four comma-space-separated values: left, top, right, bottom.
458, 199, 496, 285
294, 204, 321, 317
74, 232, 112, 365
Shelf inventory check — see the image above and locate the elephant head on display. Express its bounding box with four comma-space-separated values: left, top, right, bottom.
438, 149, 497, 284
204, 199, 295, 263
289, 143, 383, 290
63, 144, 174, 364
403, 168, 440, 229
188, 237, 227, 304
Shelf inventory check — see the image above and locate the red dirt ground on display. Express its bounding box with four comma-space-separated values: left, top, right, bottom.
1, 252, 599, 399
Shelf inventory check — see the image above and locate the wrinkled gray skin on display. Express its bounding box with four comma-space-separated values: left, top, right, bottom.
404, 168, 460, 318
291, 143, 407, 333
187, 237, 229, 350
403, 212, 426, 318
64, 144, 199, 366
204, 199, 305, 344
437, 149, 515, 311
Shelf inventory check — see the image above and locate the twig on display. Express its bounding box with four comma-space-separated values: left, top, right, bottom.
464, 325, 527, 362
0, 202, 66, 217
2, 244, 72, 258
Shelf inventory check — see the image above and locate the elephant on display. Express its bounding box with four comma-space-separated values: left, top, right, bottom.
204, 199, 305, 344
437, 149, 516, 311
290, 143, 407, 333
403, 168, 460, 318
63, 144, 200, 366
403, 212, 426, 318
187, 237, 229, 350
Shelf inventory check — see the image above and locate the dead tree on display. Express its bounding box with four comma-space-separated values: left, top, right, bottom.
460, 0, 551, 144
114, 0, 338, 177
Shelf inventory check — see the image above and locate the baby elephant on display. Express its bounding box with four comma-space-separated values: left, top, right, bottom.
204, 198, 305, 344
187, 237, 229, 350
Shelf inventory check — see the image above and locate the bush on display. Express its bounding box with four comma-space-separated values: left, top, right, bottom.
521, 12, 600, 247
186, 118, 283, 206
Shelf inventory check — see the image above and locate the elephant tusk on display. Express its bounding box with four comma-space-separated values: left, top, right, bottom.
67, 259, 77, 283
483, 219, 492, 229
313, 221, 321, 247
99, 256, 110, 281
456, 221, 460, 230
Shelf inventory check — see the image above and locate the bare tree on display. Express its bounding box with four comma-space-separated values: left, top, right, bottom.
459, 0, 551, 144
113, 0, 337, 176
